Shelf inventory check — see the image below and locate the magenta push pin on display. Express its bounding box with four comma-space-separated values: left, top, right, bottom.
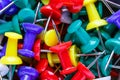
18, 23, 44, 58
18, 66, 39, 80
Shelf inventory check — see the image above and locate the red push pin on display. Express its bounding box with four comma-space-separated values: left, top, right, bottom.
72, 62, 95, 80
49, 41, 77, 75
40, 5, 61, 33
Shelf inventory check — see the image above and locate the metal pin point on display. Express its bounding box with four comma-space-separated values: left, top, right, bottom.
100, 0, 115, 14
87, 50, 105, 69
52, 20, 61, 43
76, 51, 104, 57
104, 50, 114, 70
44, 15, 51, 34
36, 19, 47, 23
33, 2, 41, 24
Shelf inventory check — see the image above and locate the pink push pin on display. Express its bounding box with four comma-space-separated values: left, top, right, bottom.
49, 41, 77, 75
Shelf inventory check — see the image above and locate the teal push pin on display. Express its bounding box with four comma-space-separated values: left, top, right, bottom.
0, 0, 28, 14
100, 30, 111, 40
103, 24, 116, 35
104, 36, 120, 70
18, 8, 35, 23
0, 15, 21, 34
67, 20, 100, 53
100, 55, 120, 76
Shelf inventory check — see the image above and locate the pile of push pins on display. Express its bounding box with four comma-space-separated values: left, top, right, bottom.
0, 0, 119, 80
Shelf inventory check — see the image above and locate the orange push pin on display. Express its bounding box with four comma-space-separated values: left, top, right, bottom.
44, 29, 59, 46
0, 32, 22, 80
84, 0, 107, 52
47, 52, 60, 67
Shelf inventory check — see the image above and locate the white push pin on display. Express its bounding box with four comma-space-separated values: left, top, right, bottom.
0, 63, 9, 77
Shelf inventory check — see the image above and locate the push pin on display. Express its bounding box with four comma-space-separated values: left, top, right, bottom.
72, 62, 95, 80
0, 15, 21, 34
44, 29, 59, 46
84, 0, 108, 52
40, 70, 58, 80
40, 4, 61, 33
0, 0, 19, 16
101, 55, 120, 76
0, 0, 28, 14
60, 7, 72, 24
35, 58, 48, 73
17, 8, 35, 23
104, 31, 120, 70
18, 66, 39, 80
41, 0, 49, 5
50, 41, 77, 75
67, 20, 100, 53
69, 45, 105, 67
0, 64, 9, 77
0, 32, 23, 80
47, 52, 60, 67
18, 23, 44, 58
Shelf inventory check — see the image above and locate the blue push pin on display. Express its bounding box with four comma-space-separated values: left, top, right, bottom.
18, 66, 39, 80
106, 9, 120, 29
18, 23, 44, 58
0, 0, 28, 15
67, 20, 100, 53
0, 15, 21, 34
0, 0, 19, 16
0, 44, 6, 58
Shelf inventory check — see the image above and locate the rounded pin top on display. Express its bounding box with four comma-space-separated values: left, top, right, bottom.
5, 32, 22, 39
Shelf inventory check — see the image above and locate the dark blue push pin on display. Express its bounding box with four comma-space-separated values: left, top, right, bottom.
0, 44, 6, 58
106, 10, 120, 29
18, 66, 39, 80
67, 20, 100, 53
18, 23, 44, 58
0, 0, 28, 15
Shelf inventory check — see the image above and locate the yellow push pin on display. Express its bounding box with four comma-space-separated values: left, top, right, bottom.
69, 45, 105, 67
47, 52, 60, 67
69, 45, 80, 67
84, 0, 107, 30
44, 29, 59, 46
84, 0, 107, 52
0, 32, 22, 80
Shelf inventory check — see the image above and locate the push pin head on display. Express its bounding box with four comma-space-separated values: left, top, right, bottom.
18, 66, 39, 80
0, 32, 22, 65
77, 62, 95, 79
44, 29, 59, 46
35, 58, 48, 73
69, 45, 80, 67
47, 52, 60, 67
13, 0, 28, 8
40, 70, 58, 80
41, 0, 49, 5
100, 55, 112, 76
18, 8, 35, 23
105, 39, 120, 54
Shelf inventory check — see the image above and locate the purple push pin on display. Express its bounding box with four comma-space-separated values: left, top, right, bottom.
0, 44, 6, 58
18, 66, 39, 80
18, 23, 44, 58
106, 10, 120, 29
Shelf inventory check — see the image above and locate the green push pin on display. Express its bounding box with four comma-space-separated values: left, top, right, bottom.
18, 8, 35, 23
67, 20, 100, 53
28, 0, 37, 9
0, 15, 21, 34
